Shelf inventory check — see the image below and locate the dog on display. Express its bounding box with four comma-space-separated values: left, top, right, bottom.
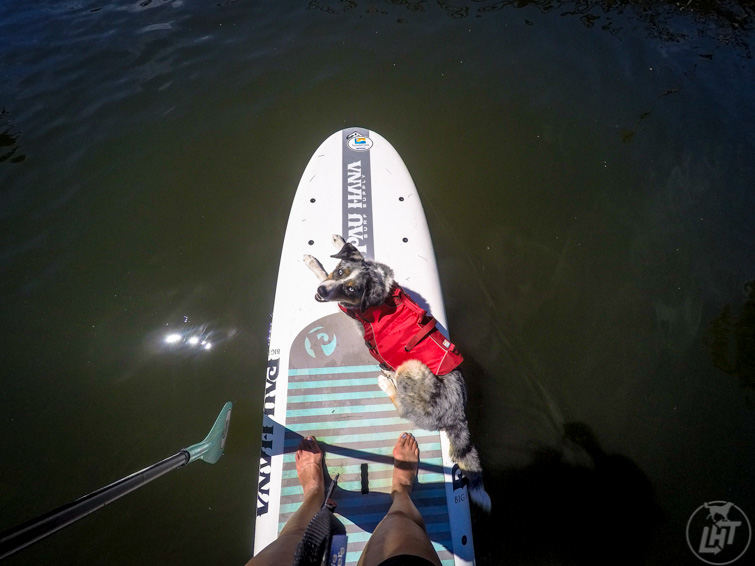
704, 502, 734, 522
304, 235, 491, 512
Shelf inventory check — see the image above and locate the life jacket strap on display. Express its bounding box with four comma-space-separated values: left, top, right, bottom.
405, 317, 437, 352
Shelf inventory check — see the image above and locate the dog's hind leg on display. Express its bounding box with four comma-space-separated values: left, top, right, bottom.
392, 360, 441, 424
303, 254, 328, 282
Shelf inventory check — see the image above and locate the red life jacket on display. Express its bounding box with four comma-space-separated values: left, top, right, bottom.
339, 285, 464, 375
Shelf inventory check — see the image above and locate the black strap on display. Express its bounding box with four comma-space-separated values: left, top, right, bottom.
292, 508, 346, 566
292, 508, 331, 566
292, 475, 347, 566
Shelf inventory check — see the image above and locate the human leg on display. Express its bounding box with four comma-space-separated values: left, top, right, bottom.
246, 436, 325, 566
357, 433, 442, 566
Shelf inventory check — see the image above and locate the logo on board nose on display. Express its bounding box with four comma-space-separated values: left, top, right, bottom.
347, 131, 373, 152
686, 501, 751, 564
304, 326, 337, 358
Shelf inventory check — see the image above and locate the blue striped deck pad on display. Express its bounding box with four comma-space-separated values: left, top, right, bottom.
288, 376, 376, 389
283, 430, 439, 449
285, 415, 420, 433
292, 503, 449, 528
288, 389, 388, 403
288, 364, 381, 376
285, 402, 401, 418
278, 487, 448, 514
281, 466, 446, 485
282, 362, 454, 566
280, 479, 447, 499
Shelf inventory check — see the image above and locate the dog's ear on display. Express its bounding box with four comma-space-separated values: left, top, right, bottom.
359, 273, 387, 313
331, 242, 364, 262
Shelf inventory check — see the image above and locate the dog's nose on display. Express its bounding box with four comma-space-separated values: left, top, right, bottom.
317, 285, 328, 298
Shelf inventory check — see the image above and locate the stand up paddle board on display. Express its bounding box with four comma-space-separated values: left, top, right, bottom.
254, 128, 475, 565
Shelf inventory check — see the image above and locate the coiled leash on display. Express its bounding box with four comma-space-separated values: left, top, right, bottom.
293, 473, 348, 566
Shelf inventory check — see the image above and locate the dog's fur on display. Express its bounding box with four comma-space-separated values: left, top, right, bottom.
304, 235, 491, 512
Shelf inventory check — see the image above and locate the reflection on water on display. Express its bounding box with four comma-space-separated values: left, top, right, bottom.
147, 316, 238, 355
164, 332, 213, 350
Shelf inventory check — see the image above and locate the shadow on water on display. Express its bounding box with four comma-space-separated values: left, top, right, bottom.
706, 278, 755, 395
472, 421, 660, 566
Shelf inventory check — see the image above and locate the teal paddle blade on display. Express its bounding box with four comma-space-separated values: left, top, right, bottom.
184, 402, 232, 464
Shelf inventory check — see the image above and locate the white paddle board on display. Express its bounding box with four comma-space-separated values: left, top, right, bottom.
253, 128, 475, 565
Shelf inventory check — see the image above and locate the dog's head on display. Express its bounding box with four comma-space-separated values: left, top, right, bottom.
315, 242, 391, 312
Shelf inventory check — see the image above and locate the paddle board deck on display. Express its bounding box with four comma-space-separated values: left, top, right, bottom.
254, 128, 475, 565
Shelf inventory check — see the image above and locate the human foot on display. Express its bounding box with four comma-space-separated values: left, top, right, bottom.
392, 432, 419, 497
295, 436, 325, 499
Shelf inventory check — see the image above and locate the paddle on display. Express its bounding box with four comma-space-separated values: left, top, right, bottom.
0, 401, 233, 560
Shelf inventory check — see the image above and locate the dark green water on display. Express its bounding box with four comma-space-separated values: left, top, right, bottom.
1, 1, 754, 564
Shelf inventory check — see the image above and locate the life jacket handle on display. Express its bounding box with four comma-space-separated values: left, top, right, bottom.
404, 317, 437, 352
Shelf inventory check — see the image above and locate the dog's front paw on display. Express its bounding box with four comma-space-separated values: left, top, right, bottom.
303, 254, 322, 270
303, 254, 327, 281
331, 234, 346, 249
378, 372, 397, 396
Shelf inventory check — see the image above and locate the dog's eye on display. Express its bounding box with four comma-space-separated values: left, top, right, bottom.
347, 286, 355, 293
337, 269, 344, 276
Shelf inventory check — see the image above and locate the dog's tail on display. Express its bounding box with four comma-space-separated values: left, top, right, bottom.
446, 423, 491, 512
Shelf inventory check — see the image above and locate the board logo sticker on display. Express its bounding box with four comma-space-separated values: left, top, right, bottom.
452, 463, 469, 492
347, 131, 373, 152
304, 325, 337, 358
342, 129, 374, 259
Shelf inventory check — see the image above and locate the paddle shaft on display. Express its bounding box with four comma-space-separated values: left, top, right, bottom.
0, 450, 189, 560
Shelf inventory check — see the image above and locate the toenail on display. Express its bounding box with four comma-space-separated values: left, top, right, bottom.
401, 433, 407, 438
